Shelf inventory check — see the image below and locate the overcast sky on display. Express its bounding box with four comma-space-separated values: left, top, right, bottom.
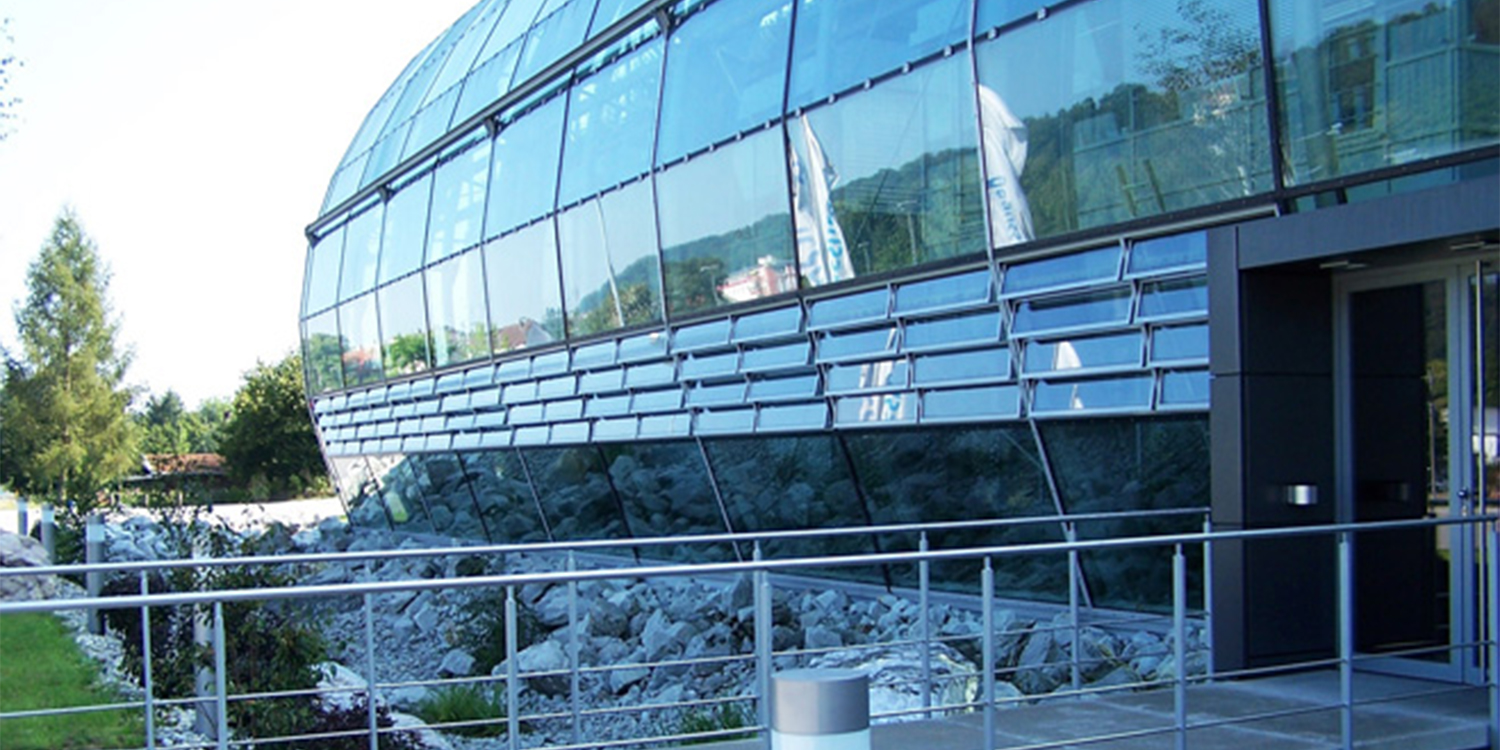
0, 0, 475, 407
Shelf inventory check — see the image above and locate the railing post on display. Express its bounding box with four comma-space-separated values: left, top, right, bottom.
1339, 530, 1354, 750
568, 551, 580, 747
140, 571, 156, 750
214, 601, 229, 750
1066, 522, 1081, 692
1487, 523, 1497, 750
365, 593, 378, 750
16, 497, 26, 537
982, 557, 995, 750
754, 542, 772, 750
1173, 544, 1187, 750
506, 585, 519, 750
86, 512, 103, 635
919, 532, 932, 717
1202, 516, 1214, 681
41, 504, 55, 561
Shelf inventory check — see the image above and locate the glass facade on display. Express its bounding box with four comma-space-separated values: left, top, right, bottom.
303, 0, 1496, 610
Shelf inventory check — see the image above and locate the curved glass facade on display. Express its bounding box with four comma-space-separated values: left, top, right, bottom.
304, 0, 1497, 606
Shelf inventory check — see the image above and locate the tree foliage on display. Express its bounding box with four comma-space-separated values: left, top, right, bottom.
218, 353, 327, 498
0, 210, 136, 511
0, 18, 20, 141
135, 390, 229, 454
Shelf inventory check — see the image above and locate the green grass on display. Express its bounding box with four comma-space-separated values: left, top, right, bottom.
0, 613, 144, 749
412, 684, 507, 737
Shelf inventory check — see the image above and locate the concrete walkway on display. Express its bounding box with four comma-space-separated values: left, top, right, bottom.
702, 671, 1494, 749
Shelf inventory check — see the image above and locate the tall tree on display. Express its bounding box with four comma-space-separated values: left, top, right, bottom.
0, 210, 137, 511
219, 353, 326, 498
0, 18, 20, 141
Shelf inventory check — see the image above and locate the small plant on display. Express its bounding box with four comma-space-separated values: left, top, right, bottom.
454, 587, 545, 675
678, 702, 754, 744
414, 684, 507, 737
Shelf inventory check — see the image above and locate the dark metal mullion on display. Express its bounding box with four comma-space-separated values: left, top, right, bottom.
1028, 418, 1095, 609
514, 447, 556, 543
452, 451, 496, 544
1257, 0, 1289, 201
776, 0, 805, 289
695, 436, 744, 562
592, 445, 642, 563
646, 6, 675, 328
476, 120, 502, 365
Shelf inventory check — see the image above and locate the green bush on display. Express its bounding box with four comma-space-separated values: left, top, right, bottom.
678, 702, 754, 744
414, 684, 507, 737
454, 587, 546, 675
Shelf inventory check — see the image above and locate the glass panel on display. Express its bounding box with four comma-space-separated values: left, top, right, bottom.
304, 225, 344, 316
573, 341, 618, 369
912, 349, 1010, 385
638, 412, 692, 437
826, 359, 909, 393
537, 375, 577, 400
304, 310, 344, 395
593, 416, 638, 441
477, 0, 549, 68
792, 56, 985, 286
558, 39, 664, 206
486, 96, 567, 237
378, 172, 434, 285
903, 311, 1004, 352
659, 128, 795, 316
340, 293, 385, 386
590, 0, 641, 35
547, 399, 586, 422
425, 250, 491, 368
407, 453, 489, 539
454, 40, 525, 126
682, 351, 741, 380
1138, 276, 1208, 321
1271, 0, 1500, 185
740, 341, 812, 372
1151, 323, 1209, 363
521, 447, 632, 542
695, 408, 756, 434
1011, 286, 1133, 337
787, 0, 969, 108
625, 361, 676, 388
586, 394, 631, 417
1032, 374, 1153, 414
514, 0, 598, 85
734, 306, 804, 342
1160, 370, 1210, 407
557, 181, 665, 337
748, 373, 820, 402
602, 441, 732, 561
673, 319, 732, 351
1002, 245, 1120, 296
1127, 231, 1207, 276
656, 0, 793, 163
484, 222, 564, 353
376, 458, 437, 535
1040, 416, 1210, 609
510, 403, 545, 424
379, 275, 432, 376
894, 269, 992, 316
688, 381, 747, 407
922, 384, 1022, 421
427, 138, 491, 263
817, 326, 900, 363
617, 331, 670, 361
977, 0, 1271, 239
976, 0, 1051, 32
579, 368, 626, 393
808, 288, 889, 330
462, 450, 551, 543
1023, 332, 1142, 376
401, 87, 462, 161
756, 401, 827, 431
834, 393, 915, 425
532, 350, 571, 376
631, 388, 683, 413
340, 203, 385, 302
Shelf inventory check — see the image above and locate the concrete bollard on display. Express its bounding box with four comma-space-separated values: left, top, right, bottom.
85, 512, 103, 635
770, 669, 870, 750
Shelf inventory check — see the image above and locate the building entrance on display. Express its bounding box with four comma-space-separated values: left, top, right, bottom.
1337, 256, 1497, 683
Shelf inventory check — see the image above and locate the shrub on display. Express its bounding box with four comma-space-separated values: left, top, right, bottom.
414, 684, 507, 737
454, 587, 546, 675
678, 702, 753, 744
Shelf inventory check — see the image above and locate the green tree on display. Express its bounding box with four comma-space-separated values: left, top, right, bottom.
134, 390, 228, 455
218, 353, 327, 499
191, 396, 230, 453
0, 210, 137, 512
1, 18, 20, 141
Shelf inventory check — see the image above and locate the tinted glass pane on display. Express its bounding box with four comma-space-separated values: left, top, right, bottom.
427, 138, 491, 263
340, 293, 384, 386
1161, 369, 1210, 407
304, 310, 344, 395
977, 0, 1271, 239
1023, 332, 1142, 375
659, 128, 795, 316
590, 0, 641, 35
1011, 287, 1133, 336
733, 306, 804, 342
425, 250, 491, 368
379, 172, 435, 284
817, 327, 899, 362
376, 458, 437, 535
808, 289, 889, 330
379, 275, 432, 376
331, 457, 387, 530
514, 0, 598, 85
1003, 246, 1121, 296
1040, 416, 1209, 609
793, 56, 984, 286
521, 447, 632, 542
557, 181, 665, 337
305, 226, 344, 316
455, 41, 524, 125
922, 384, 1021, 421
1151, 323, 1209, 363
894, 269, 992, 316
1032, 374, 1153, 414
558, 39, 664, 206
407, 453, 488, 540
913, 349, 1010, 385
487, 96, 567, 237
1138, 276, 1209, 320
834, 393, 915, 425
1271, 0, 1500, 184
903, 311, 1004, 352
787, 0, 969, 108
1128, 232, 1207, 275
976, 0, 1050, 32
656, 0, 793, 163
602, 441, 732, 561
484, 222, 565, 353
402, 87, 462, 161
340, 204, 385, 302
826, 359, 908, 393
461, 451, 551, 542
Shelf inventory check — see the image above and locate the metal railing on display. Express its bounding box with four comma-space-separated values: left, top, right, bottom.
1, 510, 1496, 750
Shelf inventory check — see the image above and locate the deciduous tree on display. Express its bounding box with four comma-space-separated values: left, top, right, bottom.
218, 353, 327, 498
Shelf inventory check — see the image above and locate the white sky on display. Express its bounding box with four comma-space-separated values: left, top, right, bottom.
0, 0, 476, 408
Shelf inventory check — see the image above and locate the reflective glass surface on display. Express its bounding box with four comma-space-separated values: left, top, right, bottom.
1011, 287, 1134, 337
787, 0, 969, 108
487, 96, 567, 237
602, 441, 732, 561
1271, 0, 1500, 185
557, 40, 664, 206
557, 181, 664, 337
426, 138, 491, 263
425, 249, 491, 368
379, 275, 432, 377
521, 447, 631, 541
1023, 332, 1142, 376
305, 225, 344, 316
461, 451, 551, 542
1032, 374, 1153, 414
656, 0, 793, 163
455, 40, 525, 126
894, 269, 992, 316
903, 311, 1004, 352
826, 359, 908, 393
407, 453, 488, 538
913, 349, 1010, 385
977, 0, 1271, 239
339, 204, 385, 302
1128, 232, 1207, 276
834, 393, 915, 425
922, 384, 1021, 420
1138, 276, 1209, 321
484, 221, 564, 353
1160, 369, 1210, 407
1002, 246, 1121, 296
1151, 323, 1209, 363
304, 310, 344, 395
514, 0, 598, 85
377, 458, 437, 535
659, 128, 795, 316
792, 55, 985, 285
340, 293, 384, 386
379, 171, 435, 284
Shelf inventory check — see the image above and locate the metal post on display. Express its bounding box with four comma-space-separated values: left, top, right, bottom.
40, 504, 55, 561
568, 552, 580, 747
141, 571, 156, 750
506, 586, 519, 750
1487, 524, 1497, 750
214, 601, 229, 750
1339, 531, 1354, 750
919, 532, 932, 717
16, 497, 26, 537
754, 542, 772, 750
86, 512, 103, 634
1173, 544, 1187, 750
365, 593, 378, 750
982, 558, 995, 750
1066, 523, 1081, 692
1202, 516, 1215, 680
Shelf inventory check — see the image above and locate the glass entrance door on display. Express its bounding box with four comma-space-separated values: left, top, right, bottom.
1337, 257, 1495, 683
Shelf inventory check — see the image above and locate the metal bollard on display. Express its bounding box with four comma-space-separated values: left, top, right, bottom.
16, 498, 27, 537
770, 669, 869, 750
85, 512, 103, 634
40, 504, 55, 561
